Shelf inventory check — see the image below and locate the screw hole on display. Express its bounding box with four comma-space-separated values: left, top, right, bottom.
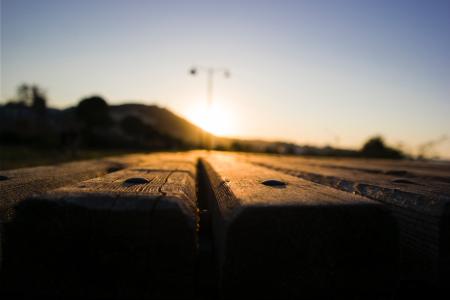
262, 179, 286, 188
124, 177, 150, 184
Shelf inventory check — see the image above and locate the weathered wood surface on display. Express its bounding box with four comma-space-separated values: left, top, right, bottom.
1, 153, 199, 299
240, 153, 450, 285
0, 152, 194, 272
2, 150, 449, 298
0, 154, 137, 273
0, 153, 152, 221
201, 153, 398, 298
0, 150, 197, 223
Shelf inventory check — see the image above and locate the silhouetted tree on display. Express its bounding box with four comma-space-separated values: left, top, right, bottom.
17, 83, 32, 105
11, 83, 47, 115
76, 96, 111, 128
31, 85, 47, 116
360, 136, 404, 159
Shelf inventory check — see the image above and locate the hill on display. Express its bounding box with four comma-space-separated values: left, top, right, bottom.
109, 104, 212, 147
0, 99, 406, 159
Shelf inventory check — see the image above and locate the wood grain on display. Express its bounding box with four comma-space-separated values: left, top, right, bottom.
241, 153, 450, 285
1, 156, 198, 299
0, 155, 145, 221
0, 151, 200, 221
201, 153, 398, 298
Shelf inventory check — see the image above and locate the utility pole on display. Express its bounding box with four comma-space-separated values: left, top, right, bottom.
189, 66, 230, 150
189, 66, 230, 107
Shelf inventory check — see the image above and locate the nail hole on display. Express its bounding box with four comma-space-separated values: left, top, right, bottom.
124, 177, 150, 184
0, 175, 9, 181
262, 179, 287, 188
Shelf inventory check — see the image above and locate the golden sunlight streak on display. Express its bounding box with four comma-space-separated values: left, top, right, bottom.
186, 101, 235, 136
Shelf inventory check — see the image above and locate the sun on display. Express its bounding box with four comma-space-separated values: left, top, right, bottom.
186, 101, 235, 136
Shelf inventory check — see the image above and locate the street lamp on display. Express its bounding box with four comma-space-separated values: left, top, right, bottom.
189, 66, 230, 150
189, 66, 230, 107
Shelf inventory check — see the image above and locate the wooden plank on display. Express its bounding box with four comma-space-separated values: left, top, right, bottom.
0, 154, 149, 221
0, 155, 134, 279
0, 152, 199, 277
201, 153, 398, 298
243, 155, 450, 213
1, 157, 198, 299
239, 153, 450, 186
0, 151, 200, 220
242, 154, 450, 285
311, 157, 450, 181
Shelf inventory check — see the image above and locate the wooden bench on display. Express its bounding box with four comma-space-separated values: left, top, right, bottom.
201, 153, 399, 298
241, 154, 450, 287
1, 153, 199, 299
1, 150, 449, 298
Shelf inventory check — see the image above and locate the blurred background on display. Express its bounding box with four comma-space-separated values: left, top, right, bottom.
1, 0, 449, 169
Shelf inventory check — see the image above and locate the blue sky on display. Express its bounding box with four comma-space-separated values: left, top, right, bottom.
1, 0, 450, 157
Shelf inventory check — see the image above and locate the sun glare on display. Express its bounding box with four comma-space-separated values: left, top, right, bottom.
186, 101, 235, 136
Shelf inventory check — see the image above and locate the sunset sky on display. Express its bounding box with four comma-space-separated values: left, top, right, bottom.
1, 0, 450, 157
